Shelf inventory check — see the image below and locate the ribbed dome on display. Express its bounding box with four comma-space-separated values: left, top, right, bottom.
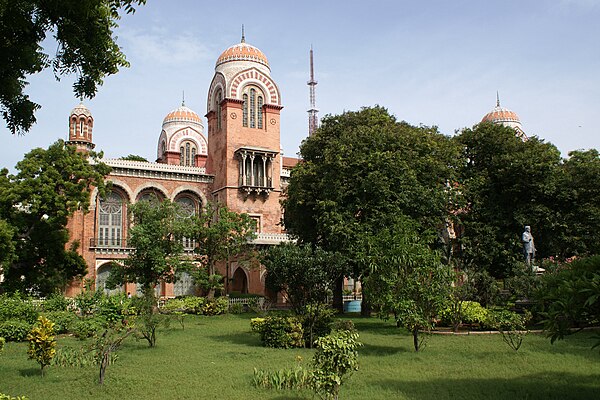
70, 102, 92, 118
481, 106, 521, 124
216, 41, 270, 69
162, 105, 202, 125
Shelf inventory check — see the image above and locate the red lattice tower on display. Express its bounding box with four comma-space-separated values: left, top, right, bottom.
307, 46, 319, 136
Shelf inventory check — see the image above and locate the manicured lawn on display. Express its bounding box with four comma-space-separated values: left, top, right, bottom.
1, 314, 598, 399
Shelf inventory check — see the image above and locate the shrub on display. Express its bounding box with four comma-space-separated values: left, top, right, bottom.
27, 316, 56, 376
0, 320, 32, 341
258, 316, 304, 349
300, 304, 335, 347
0, 293, 39, 324
0, 394, 28, 400
440, 301, 488, 328
71, 317, 106, 340
250, 317, 266, 333
41, 311, 76, 334
97, 294, 133, 323
201, 297, 228, 316
161, 296, 205, 314
74, 290, 102, 316
311, 330, 362, 400
51, 347, 112, 367
42, 293, 71, 312
161, 298, 186, 314
0, 337, 5, 354
229, 302, 244, 314
331, 319, 356, 333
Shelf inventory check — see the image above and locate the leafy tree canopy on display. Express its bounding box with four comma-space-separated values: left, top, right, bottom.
191, 202, 257, 298
119, 154, 148, 162
0, 0, 146, 134
361, 216, 453, 351
262, 243, 346, 313
107, 197, 192, 293
454, 122, 562, 277
284, 106, 461, 272
0, 140, 110, 294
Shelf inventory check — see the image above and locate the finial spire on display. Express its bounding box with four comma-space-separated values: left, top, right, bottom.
496, 91, 500, 107
241, 24, 245, 43
182, 90, 185, 106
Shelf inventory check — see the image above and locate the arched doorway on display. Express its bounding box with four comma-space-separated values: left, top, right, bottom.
96, 262, 123, 295
231, 267, 248, 294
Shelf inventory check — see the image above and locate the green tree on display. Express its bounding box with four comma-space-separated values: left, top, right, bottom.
362, 218, 453, 351
119, 154, 148, 162
284, 106, 460, 311
191, 203, 256, 298
262, 243, 345, 346
454, 122, 562, 278
535, 255, 600, 349
27, 315, 56, 376
0, 140, 110, 295
553, 149, 600, 258
263, 243, 344, 313
107, 198, 191, 346
0, 0, 146, 134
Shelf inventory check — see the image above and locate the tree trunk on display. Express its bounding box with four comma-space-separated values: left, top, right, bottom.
332, 276, 343, 312
360, 294, 371, 317
413, 328, 420, 352
99, 353, 109, 384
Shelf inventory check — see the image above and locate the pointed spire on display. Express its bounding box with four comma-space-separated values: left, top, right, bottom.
182, 90, 185, 106
496, 91, 500, 107
241, 24, 245, 43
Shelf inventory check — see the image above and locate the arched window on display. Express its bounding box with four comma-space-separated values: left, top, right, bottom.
79, 120, 84, 137
216, 90, 223, 131
179, 141, 197, 166
161, 141, 166, 160
242, 86, 264, 129
175, 196, 197, 250
98, 191, 123, 247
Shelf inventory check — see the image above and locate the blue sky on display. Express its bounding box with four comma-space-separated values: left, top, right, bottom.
2, 0, 599, 170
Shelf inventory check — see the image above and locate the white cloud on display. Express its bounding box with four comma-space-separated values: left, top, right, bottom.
120, 28, 214, 67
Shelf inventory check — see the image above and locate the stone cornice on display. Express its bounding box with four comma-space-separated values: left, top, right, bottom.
97, 158, 214, 183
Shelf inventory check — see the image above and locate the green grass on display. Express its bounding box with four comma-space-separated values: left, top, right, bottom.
1, 314, 598, 399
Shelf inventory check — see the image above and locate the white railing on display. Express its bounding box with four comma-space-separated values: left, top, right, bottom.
250, 232, 295, 245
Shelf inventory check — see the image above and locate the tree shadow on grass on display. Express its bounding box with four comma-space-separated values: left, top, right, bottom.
353, 320, 404, 336
360, 343, 408, 356
209, 332, 262, 347
374, 372, 600, 400
19, 367, 41, 377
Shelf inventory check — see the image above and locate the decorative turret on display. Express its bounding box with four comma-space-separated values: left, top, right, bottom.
156, 101, 208, 168
481, 93, 527, 140
66, 102, 95, 152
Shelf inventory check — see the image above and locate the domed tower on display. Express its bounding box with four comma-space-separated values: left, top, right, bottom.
156, 103, 208, 168
66, 102, 95, 152
206, 30, 283, 231
481, 93, 527, 140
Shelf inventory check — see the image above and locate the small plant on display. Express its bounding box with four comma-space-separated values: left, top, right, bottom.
0, 337, 5, 354
92, 322, 135, 384
51, 346, 116, 368
0, 393, 29, 400
27, 316, 57, 376
172, 311, 186, 329
229, 302, 244, 314
487, 309, 531, 351
252, 365, 311, 390
311, 330, 362, 400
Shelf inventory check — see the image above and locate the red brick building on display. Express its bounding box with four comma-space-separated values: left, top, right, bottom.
65, 36, 296, 298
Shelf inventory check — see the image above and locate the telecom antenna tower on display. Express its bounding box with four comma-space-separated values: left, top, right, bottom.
307, 46, 319, 136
